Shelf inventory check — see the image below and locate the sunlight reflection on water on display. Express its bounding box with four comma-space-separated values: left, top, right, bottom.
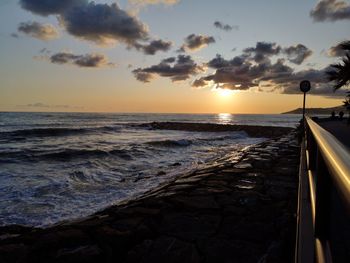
217, 113, 233, 125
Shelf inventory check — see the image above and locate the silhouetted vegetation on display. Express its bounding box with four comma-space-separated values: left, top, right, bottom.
343, 91, 350, 124
327, 41, 350, 90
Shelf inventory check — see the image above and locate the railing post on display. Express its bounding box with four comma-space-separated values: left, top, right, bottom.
314, 154, 331, 239
306, 123, 317, 171
314, 153, 332, 262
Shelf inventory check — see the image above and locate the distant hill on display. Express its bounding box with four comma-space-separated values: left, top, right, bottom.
282, 105, 345, 115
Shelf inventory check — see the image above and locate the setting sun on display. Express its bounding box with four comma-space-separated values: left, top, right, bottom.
216, 88, 234, 98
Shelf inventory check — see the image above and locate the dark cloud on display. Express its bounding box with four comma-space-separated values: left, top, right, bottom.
39, 48, 51, 54
328, 41, 350, 56
161, 57, 176, 63
133, 55, 204, 82
266, 66, 347, 96
60, 3, 148, 46
192, 50, 339, 96
214, 21, 239, 31
207, 54, 246, 69
10, 33, 19, 38
310, 0, 350, 22
243, 42, 281, 63
19, 0, 85, 16
198, 59, 271, 90
50, 52, 114, 68
135, 39, 172, 55
192, 78, 208, 88
179, 34, 215, 52
244, 42, 281, 56
19, 0, 170, 53
18, 21, 58, 40
283, 44, 313, 65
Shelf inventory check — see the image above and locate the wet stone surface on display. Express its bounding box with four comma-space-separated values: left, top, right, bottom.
0, 132, 300, 263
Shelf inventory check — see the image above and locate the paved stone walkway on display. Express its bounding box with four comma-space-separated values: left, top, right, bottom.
0, 132, 300, 263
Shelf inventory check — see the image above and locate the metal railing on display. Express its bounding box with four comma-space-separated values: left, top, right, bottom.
296, 116, 350, 263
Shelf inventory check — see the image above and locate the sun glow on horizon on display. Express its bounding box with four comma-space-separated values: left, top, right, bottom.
214, 88, 236, 98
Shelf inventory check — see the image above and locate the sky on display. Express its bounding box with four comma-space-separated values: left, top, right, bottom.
0, 0, 350, 113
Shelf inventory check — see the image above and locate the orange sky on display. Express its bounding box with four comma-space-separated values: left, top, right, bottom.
0, 0, 348, 113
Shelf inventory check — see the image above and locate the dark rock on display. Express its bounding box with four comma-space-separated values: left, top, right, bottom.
0, 243, 28, 262
169, 195, 219, 210
127, 236, 200, 263
234, 163, 253, 169
229, 220, 276, 244
55, 245, 101, 263
159, 213, 220, 240
33, 228, 91, 249
197, 238, 263, 263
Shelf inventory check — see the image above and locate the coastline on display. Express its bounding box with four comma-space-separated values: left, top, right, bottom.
0, 129, 300, 262
139, 122, 293, 138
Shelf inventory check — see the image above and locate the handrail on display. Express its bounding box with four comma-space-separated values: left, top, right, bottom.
296, 117, 350, 262
306, 116, 350, 209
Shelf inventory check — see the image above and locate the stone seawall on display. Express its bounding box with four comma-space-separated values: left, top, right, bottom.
0, 132, 300, 263
139, 122, 293, 138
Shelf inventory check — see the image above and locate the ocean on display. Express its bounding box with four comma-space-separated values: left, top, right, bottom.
0, 112, 301, 227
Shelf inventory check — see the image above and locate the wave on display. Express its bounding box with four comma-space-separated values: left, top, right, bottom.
146, 139, 192, 147
41, 148, 133, 161
0, 126, 121, 140
0, 148, 133, 162
198, 132, 248, 142
145, 133, 248, 148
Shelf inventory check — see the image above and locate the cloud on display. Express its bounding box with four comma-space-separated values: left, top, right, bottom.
214, 21, 239, 31
192, 78, 208, 88
18, 21, 59, 41
283, 44, 313, 65
19, 0, 170, 53
50, 52, 115, 68
135, 39, 172, 55
128, 0, 179, 7
244, 42, 281, 56
131, 41, 326, 95
310, 0, 350, 22
133, 55, 204, 82
26, 102, 50, 108
207, 54, 246, 69
60, 2, 148, 46
197, 59, 271, 90
192, 48, 340, 96
243, 41, 281, 63
19, 0, 85, 16
24, 102, 84, 109
39, 48, 51, 54
179, 34, 215, 52
328, 41, 350, 56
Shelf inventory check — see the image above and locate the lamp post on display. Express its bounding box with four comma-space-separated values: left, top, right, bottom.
300, 80, 311, 125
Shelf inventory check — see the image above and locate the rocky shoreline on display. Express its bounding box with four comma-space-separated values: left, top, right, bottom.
0, 131, 300, 263
139, 122, 293, 138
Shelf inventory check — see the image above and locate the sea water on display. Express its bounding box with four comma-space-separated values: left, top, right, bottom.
0, 112, 300, 226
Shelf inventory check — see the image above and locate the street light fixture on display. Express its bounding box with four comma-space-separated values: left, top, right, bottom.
300, 80, 311, 125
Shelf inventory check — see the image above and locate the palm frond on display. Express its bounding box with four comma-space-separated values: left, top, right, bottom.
340, 41, 350, 51
326, 42, 350, 91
